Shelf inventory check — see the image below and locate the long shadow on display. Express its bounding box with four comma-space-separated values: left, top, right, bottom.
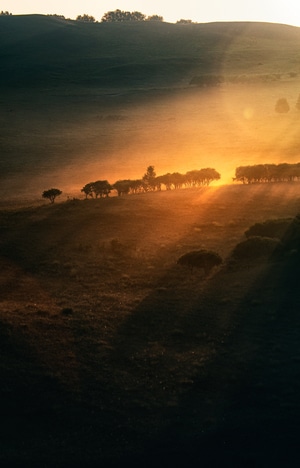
106, 227, 300, 466
0, 316, 82, 466
1, 196, 300, 466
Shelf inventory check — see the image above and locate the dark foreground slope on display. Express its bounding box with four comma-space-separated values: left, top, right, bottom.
1, 184, 300, 466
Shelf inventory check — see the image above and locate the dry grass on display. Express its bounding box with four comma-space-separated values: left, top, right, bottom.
1, 184, 300, 465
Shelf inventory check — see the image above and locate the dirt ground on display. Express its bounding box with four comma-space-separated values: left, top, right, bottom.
1, 184, 300, 466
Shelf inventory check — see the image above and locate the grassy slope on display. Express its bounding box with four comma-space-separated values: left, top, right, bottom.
1, 16, 300, 88
1, 184, 300, 465
2, 16, 300, 200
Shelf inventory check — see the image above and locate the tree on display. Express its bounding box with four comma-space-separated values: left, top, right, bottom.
81, 183, 94, 198
76, 14, 96, 23
234, 163, 300, 184
131, 11, 146, 21
93, 180, 112, 198
0, 11, 12, 16
129, 179, 144, 194
48, 14, 66, 19
156, 173, 172, 190
101, 9, 146, 22
275, 98, 290, 113
146, 15, 164, 22
42, 188, 62, 204
113, 180, 131, 196
198, 168, 221, 185
176, 19, 193, 24
142, 166, 157, 191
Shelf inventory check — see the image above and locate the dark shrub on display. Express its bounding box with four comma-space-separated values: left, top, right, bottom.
277, 214, 300, 254
177, 249, 222, 275
230, 236, 281, 263
245, 218, 293, 240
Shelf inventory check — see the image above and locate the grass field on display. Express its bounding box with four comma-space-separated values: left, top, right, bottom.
1, 184, 300, 465
2, 15, 300, 466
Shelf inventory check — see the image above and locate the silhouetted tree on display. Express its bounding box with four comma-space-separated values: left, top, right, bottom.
129, 179, 146, 194
101, 10, 146, 22
0, 11, 12, 16
198, 168, 221, 185
234, 163, 300, 184
176, 19, 193, 24
42, 188, 62, 204
93, 180, 112, 198
142, 166, 157, 191
156, 173, 172, 190
48, 14, 66, 19
170, 172, 185, 189
81, 183, 94, 198
76, 14, 96, 22
146, 15, 163, 22
185, 168, 220, 186
275, 98, 290, 113
113, 180, 132, 196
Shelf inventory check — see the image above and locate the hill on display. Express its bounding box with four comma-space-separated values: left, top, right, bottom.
1, 15, 300, 88
1, 16, 300, 201
1, 184, 300, 465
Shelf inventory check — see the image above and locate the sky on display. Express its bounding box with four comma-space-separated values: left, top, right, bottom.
1, 0, 300, 27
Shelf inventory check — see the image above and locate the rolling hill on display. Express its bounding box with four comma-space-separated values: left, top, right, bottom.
1, 15, 300, 201
2, 17, 300, 464
1, 15, 300, 88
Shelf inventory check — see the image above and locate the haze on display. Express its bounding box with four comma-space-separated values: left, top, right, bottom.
2, 0, 300, 27
1, 16, 300, 201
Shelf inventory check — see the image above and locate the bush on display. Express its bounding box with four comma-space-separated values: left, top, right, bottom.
245, 218, 292, 240
277, 214, 300, 253
76, 14, 96, 22
230, 236, 281, 263
177, 249, 222, 274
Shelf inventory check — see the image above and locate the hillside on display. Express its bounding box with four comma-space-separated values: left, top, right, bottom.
1, 184, 300, 465
2, 18, 300, 465
2, 16, 300, 201
1, 15, 300, 88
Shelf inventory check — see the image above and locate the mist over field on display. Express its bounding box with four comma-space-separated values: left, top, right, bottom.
1, 16, 300, 200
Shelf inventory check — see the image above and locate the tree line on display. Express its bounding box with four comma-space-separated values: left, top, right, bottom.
76, 11, 197, 23
234, 163, 300, 184
42, 162, 300, 203
44, 11, 195, 24
2, 9, 196, 24
81, 166, 221, 199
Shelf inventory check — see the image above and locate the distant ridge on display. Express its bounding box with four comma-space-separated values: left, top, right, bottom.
1, 15, 300, 89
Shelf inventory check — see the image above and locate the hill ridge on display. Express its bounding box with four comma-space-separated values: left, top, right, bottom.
1, 15, 300, 88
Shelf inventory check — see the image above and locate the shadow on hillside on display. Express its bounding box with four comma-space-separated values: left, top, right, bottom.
107, 246, 300, 466
1, 198, 300, 466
